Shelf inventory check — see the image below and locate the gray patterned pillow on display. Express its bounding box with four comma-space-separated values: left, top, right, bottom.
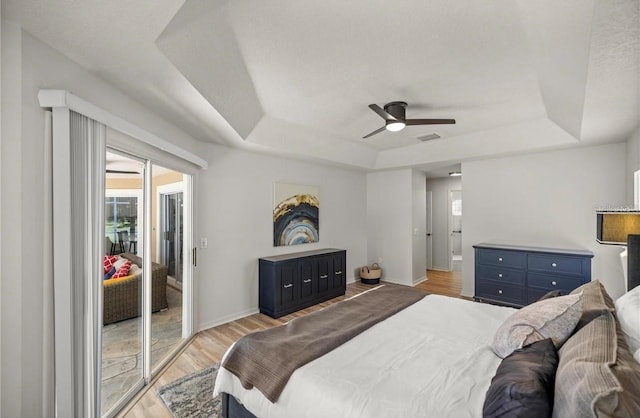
553, 309, 640, 417
492, 292, 583, 358
570, 280, 615, 332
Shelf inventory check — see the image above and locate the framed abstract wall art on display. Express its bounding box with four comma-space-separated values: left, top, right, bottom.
273, 182, 319, 247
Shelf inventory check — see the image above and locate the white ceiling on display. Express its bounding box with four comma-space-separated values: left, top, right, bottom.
4, 0, 639, 173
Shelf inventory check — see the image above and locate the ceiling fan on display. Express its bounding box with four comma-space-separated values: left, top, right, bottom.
363, 101, 456, 139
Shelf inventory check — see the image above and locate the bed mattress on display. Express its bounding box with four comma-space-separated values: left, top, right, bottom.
214, 294, 516, 418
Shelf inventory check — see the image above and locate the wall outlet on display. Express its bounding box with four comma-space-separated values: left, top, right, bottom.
200, 238, 208, 249
377, 257, 383, 264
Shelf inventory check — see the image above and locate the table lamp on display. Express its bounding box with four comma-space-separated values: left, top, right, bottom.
596, 210, 640, 291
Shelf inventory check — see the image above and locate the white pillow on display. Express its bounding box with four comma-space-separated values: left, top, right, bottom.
113, 256, 128, 271
492, 292, 583, 358
615, 285, 640, 353
129, 263, 141, 276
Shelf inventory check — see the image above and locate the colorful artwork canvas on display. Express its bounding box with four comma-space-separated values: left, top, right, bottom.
273, 183, 319, 247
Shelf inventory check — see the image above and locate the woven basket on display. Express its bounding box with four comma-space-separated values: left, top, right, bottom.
360, 263, 381, 279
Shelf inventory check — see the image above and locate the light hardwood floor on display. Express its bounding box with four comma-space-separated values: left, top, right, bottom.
417, 269, 462, 298
121, 273, 461, 417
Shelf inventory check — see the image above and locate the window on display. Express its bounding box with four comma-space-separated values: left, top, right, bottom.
452, 199, 462, 217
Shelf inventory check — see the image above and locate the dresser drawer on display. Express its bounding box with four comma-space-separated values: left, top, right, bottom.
526, 287, 567, 305
477, 250, 526, 269
476, 265, 525, 285
527, 254, 584, 275
527, 272, 584, 292
476, 280, 525, 305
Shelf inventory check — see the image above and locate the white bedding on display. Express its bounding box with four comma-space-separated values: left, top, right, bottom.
214, 294, 516, 418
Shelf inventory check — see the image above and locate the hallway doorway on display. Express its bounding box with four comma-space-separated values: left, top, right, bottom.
449, 189, 462, 271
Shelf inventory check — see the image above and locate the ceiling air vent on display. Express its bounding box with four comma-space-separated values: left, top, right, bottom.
417, 133, 440, 142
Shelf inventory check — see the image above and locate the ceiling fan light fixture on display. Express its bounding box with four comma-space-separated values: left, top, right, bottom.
385, 121, 406, 132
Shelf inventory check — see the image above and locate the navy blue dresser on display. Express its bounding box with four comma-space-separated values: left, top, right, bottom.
259, 248, 346, 318
473, 243, 594, 307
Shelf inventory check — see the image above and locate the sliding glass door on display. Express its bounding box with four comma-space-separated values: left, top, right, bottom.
100, 143, 193, 417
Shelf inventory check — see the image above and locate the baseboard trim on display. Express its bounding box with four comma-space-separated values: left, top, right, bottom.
380, 278, 412, 286
413, 276, 427, 286
430, 267, 450, 272
198, 307, 260, 332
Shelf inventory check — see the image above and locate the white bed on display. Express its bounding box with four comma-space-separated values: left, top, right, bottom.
214, 294, 516, 418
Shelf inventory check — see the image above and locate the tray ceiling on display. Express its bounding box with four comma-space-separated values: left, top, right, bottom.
5, 0, 639, 170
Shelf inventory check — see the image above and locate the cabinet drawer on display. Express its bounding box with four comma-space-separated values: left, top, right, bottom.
476, 280, 525, 305
528, 254, 584, 275
477, 250, 526, 269
477, 266, 525, 285
527, 272, 584, 292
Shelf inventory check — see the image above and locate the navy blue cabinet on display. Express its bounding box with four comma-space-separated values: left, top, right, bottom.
259, 248, 347, 318
474, 243, 593, 308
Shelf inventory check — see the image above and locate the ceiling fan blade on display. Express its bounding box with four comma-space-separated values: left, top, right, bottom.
362, 126, 387, 139
106, 169, 141, 174
369, 104, 397, 121
405, 118, 456, 126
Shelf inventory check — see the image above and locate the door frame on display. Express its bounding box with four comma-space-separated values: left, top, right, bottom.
426, 190, 433, 270
447, 189, 462, 272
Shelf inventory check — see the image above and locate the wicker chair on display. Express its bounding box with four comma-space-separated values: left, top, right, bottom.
103, 253, 169, 325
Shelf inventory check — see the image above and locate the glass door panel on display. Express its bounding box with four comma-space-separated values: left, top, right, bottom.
151, 164, 186, 370
101, 150, 145, 416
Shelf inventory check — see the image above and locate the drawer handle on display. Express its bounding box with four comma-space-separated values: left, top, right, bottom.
498, 289, 503, 294
335, 271, 342, 274
551, 263, 557, 267
320, 274, 328, 279
303, 279, 312, 283
551, 281, 557, 286
498, 257, 503, 262
498, 273, 503, 278
283, 284, 293, 288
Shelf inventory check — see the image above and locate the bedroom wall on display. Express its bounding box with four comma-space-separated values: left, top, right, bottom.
366, 169, 413, 285
412, 170, 427, 283
196, 145, 367, 329
0, 17, 20, 418
462, 142, 628, 300
425, 176, 462, 270
0, 5, 3, 410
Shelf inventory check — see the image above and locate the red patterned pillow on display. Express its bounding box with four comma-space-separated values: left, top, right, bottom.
111, 260, 132, 279
103, 255, 118, 274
